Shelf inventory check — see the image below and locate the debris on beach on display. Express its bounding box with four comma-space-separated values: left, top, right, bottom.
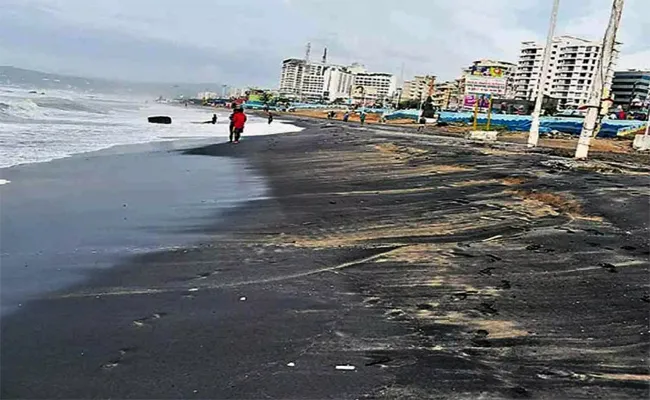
147, 115, 172, 124
482, 234, 503, 242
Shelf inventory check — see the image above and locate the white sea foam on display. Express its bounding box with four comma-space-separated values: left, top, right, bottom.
0, 87, 303, 168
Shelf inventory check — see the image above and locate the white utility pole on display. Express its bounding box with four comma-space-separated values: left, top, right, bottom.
575, 0, 625, 159
528, 0, 561, 148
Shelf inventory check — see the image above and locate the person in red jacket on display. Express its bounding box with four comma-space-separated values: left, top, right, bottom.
230, 107, 247, 144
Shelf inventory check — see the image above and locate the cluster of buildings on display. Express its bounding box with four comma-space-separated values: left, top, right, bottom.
197, 87, 248, 100
279, 47, 396, 105
276, 38, 649, 113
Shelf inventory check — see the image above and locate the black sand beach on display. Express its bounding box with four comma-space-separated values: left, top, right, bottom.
2, 121, 649, 399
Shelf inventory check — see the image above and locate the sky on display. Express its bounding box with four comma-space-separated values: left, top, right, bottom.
1, 0, 648, 87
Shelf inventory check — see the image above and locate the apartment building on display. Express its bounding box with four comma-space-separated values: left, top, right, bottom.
402, 75, 435, 102
279, 57, 395, 104
227, 87, 247, 98
611, 70, 650, 109
431, 80, 461, 109
279, 58, 331, 101
323, 66, 354, 102
514, 35, 618, 109
352, 72, 397, 104
300, 62, 328, 100
279, 58, 305, 98
196, 91, 219, 100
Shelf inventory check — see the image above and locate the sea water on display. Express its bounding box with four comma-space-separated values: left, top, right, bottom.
0, 86, 301, 168
0, 86, 302, 315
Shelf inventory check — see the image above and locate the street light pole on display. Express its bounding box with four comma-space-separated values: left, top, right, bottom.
528, 0, 561, 148
575, 0, 625, 159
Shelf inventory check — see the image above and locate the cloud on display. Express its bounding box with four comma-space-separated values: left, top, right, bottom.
619, 50, 650, 70
1, 0, 648, 87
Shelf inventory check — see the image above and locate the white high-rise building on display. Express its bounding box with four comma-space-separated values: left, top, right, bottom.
196, 91, 219, 100
279, 58, 328, 101
514, 35, 619, 110
323, 66, 354, 102
402, 76, 434, 102
279, 58, 304, 98
352, 72, 397, 105
227, 87, 247, 98
279, 54, 395, 104
300, 62, 328, 100
279, 58, 352, 102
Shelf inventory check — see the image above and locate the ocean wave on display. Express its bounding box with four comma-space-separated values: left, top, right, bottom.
0, 99, 42, 120
0, 96, 108, 122
32, 97, 108, 114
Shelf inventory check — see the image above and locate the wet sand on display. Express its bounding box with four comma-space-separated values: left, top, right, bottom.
2, 121, 649, 399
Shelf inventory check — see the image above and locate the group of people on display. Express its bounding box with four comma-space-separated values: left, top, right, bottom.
340, 110, 366, 125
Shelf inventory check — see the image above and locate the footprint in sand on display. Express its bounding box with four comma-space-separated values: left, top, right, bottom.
452, 292, 468, 301
471, 329, 491, 347
477, 302, 498, 315
479, 267, 496, 276
101, 347, 136, 371
132, 312, 167, 328
499, 280, 512, 289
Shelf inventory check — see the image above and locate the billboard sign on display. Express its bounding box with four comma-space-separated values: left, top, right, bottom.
468, 65, 506, 78
464, 76, 507, 96
352, 85, 378, 96
463, 94, 491, 109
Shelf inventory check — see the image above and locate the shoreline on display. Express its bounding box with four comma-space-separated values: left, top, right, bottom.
0, 139, 268, 316
2, 121, 649, 398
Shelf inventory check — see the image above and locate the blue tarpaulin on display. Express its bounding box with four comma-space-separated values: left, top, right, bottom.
438, 112, 645, 138
383, 109, 420, 121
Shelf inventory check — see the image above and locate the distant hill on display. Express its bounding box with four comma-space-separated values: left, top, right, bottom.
0, 66, 225, 99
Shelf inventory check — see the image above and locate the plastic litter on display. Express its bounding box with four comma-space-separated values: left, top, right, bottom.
239, 296, 247, 301
188, 288, 199, 292
287, 362, 295, 367
335, 365, 356, 371
482, 234, 503, 242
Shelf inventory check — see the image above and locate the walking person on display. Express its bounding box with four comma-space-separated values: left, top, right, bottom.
230, 107, 247, 144
267, 112, 273, 125
359, 111, 366, 125
418, 116, 426, 132
343, 111, 350, 122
